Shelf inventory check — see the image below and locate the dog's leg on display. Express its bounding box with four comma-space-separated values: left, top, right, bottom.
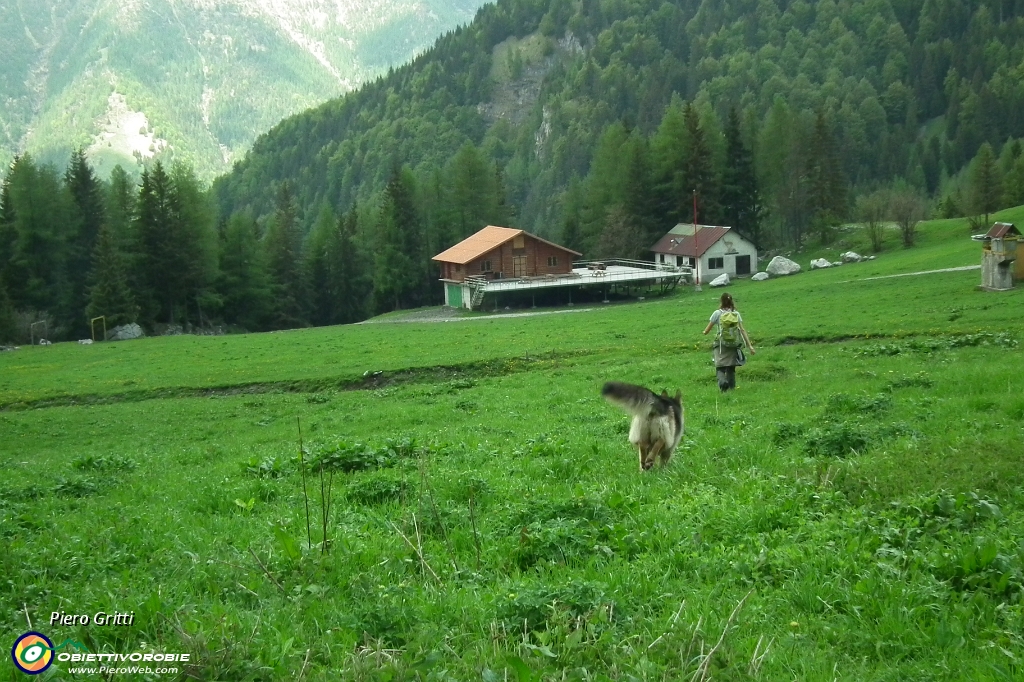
638, 445, 648, 471
658, 447, 673, 466
646, 439, 664, 470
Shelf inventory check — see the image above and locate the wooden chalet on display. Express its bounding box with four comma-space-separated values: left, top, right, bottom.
432, 226, 582, 309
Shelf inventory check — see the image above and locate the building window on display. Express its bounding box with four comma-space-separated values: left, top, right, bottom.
708, 257, 724, 270
547, 256, 558, 266
480, 260, 492, 272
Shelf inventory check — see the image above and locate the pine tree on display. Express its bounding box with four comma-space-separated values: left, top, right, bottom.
807, 111, 846, 244
264, 182, 309, 329
136, 161, 191, 325
170, 163, 221, 327
85, 222, 138, 331
65, 149, 106, 336
307, 204, 341, 326
219, 211, 273, 330
621, 133, 659, 249
651, 96, 688, 225
3, 154, 74, 319
721, 108, 764, 248
682, 103, 718, 225
105, 166, 141, 298
334, 207, 370, 324
374, 167, 423, 313
0, 172, 16, 293
0, 279, 14, 343
969, 142, 1002, 226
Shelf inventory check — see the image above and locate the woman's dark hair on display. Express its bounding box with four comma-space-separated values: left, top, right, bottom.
720, 292, 735, 310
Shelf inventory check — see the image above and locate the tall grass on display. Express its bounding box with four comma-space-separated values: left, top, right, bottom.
1, 213, 1022, 680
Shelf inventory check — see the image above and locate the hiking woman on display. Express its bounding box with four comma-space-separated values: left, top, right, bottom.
702, 292, 755, 392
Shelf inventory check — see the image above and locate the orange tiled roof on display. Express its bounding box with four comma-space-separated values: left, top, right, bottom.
432, 225, 581, 264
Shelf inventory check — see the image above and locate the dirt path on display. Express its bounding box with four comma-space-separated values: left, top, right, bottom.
838, 264, 980, 283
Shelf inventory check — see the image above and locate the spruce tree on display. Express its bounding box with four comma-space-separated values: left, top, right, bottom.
105, 166, 141, 298
136, 162, 188, 325
170, 163, 220, 327
0, 278, 15, 343
264, 182, 309, 328
86, 222, 138, 331
219, 211, 273, 330
0, 173, 16, 292
4, 154, 74, 319
807, 111, 846, 244
307, 204, 340, 326
682, 103, 718, 225
721, 108, 764, 248
621, 133, 659, 248
970, 142, 1002, 226
65, 150, 106, 336
374, 167, 422, 313
334, 207, 370, 324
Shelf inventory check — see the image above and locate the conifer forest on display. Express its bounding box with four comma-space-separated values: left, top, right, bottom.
3, 0, 1024, 341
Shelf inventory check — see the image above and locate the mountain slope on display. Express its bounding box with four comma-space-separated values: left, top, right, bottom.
0, 0, 486, 179
211, 0, 1024, 243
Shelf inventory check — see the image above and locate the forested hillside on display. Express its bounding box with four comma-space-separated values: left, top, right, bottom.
214, 0, 1024, 244
4, 0, 1024, 342
0, 0, 485, 180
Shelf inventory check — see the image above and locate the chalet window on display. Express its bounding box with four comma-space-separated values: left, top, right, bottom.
480, 260, 492, 272
708, 257, 724, 270
547, 256, 558, 266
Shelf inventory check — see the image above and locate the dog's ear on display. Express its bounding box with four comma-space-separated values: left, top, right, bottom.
660, 389, 669, 398
674, 390, 682, 401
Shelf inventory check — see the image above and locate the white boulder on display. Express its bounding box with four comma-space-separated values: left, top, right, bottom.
810, 258, 832, 269
78, 339, 93, 345
766, 256, 801, 276
709, 273, 730, 287
751, 272, 769, 281
110, 323, 144, 341
840, 251, 863, 263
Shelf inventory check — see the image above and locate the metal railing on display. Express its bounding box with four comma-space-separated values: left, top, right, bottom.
460, 260, 692, 294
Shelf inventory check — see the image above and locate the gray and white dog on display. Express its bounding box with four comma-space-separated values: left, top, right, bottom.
602, 382, 684, 471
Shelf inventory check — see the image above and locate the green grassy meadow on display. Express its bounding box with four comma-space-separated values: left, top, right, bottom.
2, 213, 1023, 681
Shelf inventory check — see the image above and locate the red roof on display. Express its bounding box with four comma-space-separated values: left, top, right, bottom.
986, 222, 1020, 239
432, 225, 581, 264
650, 226, 731, 258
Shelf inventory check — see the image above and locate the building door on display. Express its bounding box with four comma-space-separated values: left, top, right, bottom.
735, 255, 751, 275
446, 283, 462, 308
513, 255, 527, 277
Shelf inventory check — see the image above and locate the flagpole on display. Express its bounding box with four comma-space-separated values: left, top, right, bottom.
693, 189, 702, 291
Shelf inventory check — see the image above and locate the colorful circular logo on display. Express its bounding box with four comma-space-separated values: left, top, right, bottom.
11, 632, 54, 675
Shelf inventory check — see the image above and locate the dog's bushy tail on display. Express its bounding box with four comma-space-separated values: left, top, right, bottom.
601, 381, 657, 416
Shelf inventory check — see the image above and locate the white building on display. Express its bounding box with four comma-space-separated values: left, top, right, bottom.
650, 224, 758, 284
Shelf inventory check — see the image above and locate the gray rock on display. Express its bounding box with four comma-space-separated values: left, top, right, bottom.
810, 258, 832, 269
751, 272, 769, 281
709, 273, 730, 287
78, 339, 93, 345
109, 323, 144, 341
766, 256, 801, 276
841, 251, 863, 263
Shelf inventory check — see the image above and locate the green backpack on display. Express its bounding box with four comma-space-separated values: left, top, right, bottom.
718, 310, 743, 348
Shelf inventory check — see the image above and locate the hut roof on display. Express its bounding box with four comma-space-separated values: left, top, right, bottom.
650, 225, 732, 258
432, 226, 581, 265
986, 222, 1020, 239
